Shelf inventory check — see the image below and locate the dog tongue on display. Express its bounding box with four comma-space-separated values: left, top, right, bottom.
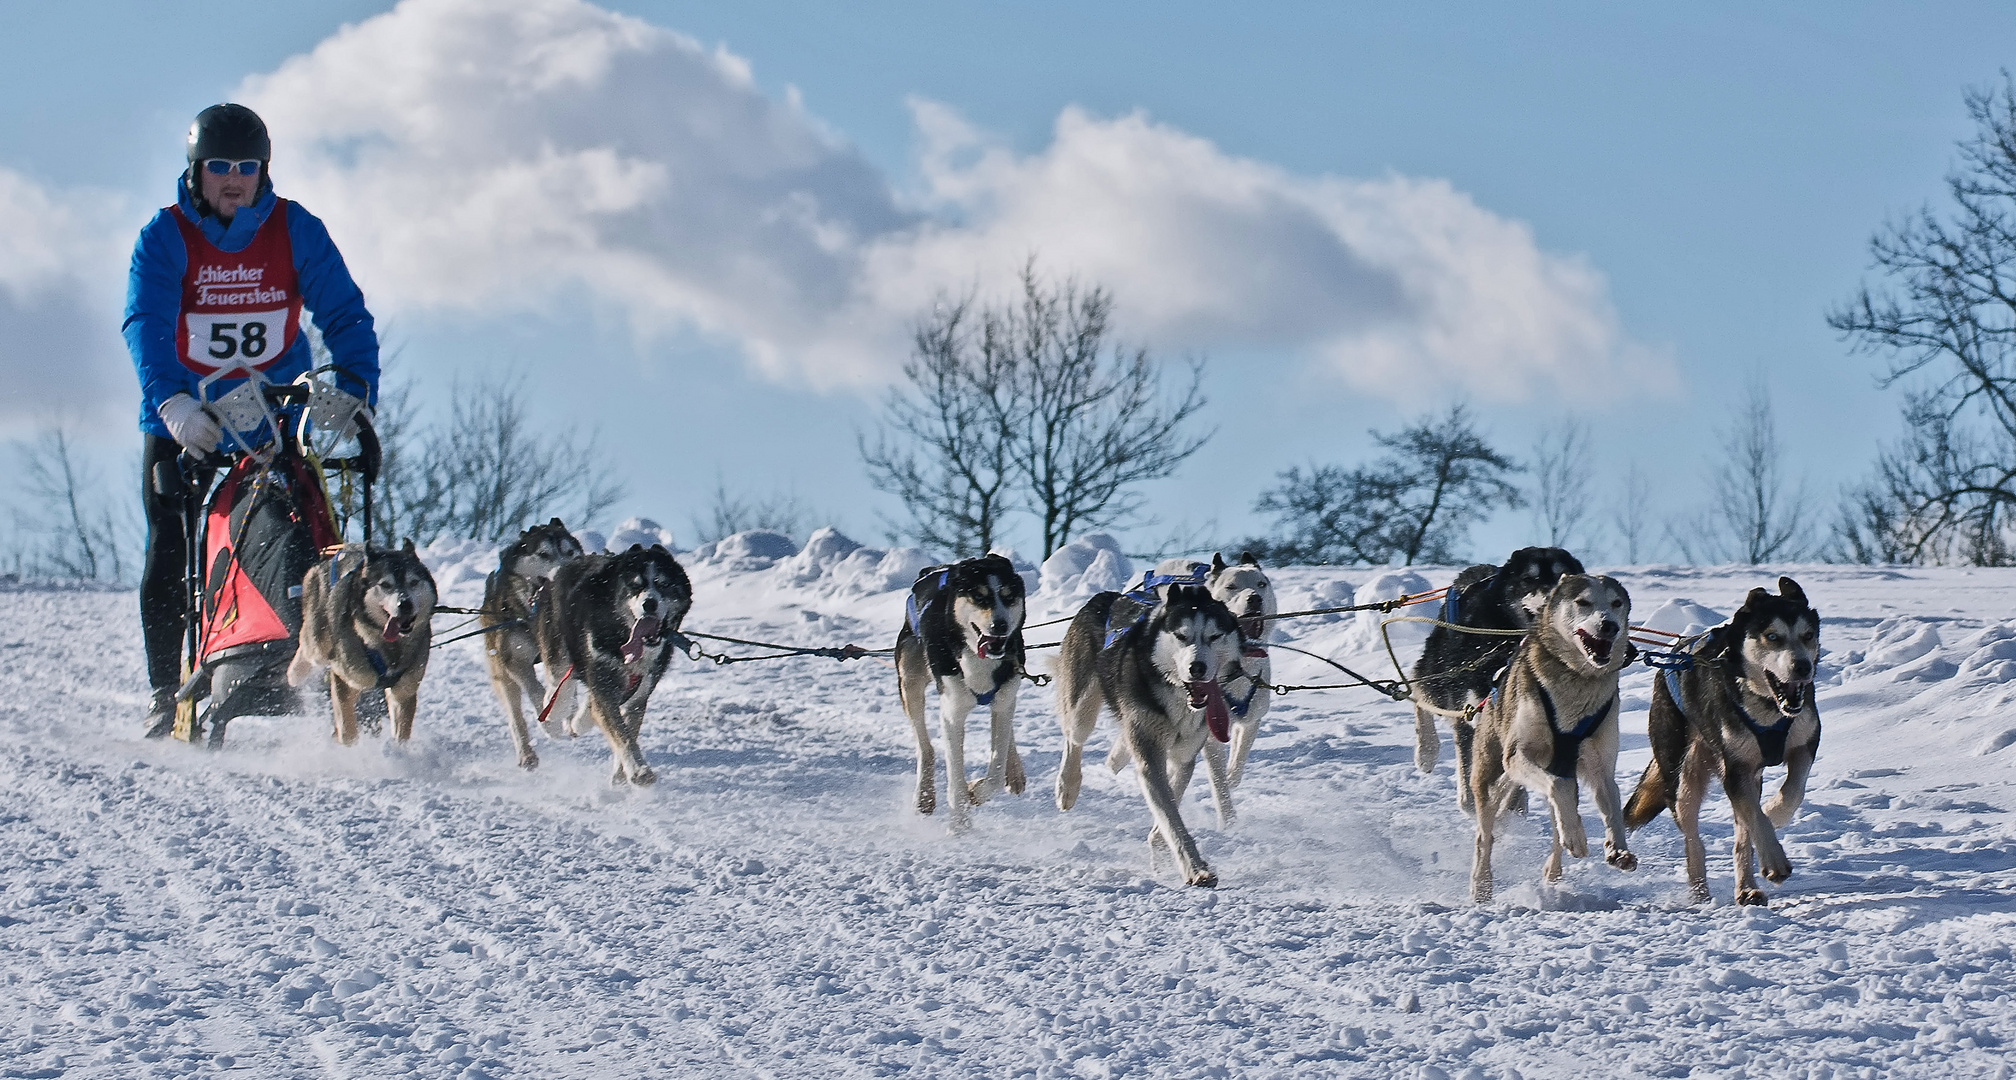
622, 616, 661, 663
1188, 681, 1231, 742
381, 618, 404, 644
977, 635, 1007, 659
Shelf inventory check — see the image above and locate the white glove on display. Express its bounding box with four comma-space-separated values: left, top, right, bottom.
158, 393, 222, 454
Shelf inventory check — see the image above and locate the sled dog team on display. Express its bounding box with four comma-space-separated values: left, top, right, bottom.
285, 524, 1821, 906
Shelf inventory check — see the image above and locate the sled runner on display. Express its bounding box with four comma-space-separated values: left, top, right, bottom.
158, 365, 378, 747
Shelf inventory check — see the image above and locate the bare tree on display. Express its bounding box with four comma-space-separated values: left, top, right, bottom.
1005, 267, 1209, 558
1671, 382, 1812, 564
1829, 74, 2016, 565
860, 295, 1016, 556
1248, 404, 1523, 565
862, 264, 1210, 559
396, 376, 625, 544
1529, 419, 1594, 550
1618, 460, 1654, 564
8, 425, 130, 581
691, 475, 813, 544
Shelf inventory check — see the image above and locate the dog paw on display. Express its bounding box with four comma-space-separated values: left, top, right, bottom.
1762, 858, 1792, 884
1543, 853, 1564, 883
966, 779, 996, 806
518, 750, 540, 771
1472, 879, 1493, 905
1605, 844, 1637, 872
630, 766, 658, 787
1688, 881, 1712, 906
1187, 868, 1218, 889
1414, 741, 1439, 774
916, 787, 936, 815
1736, 887, 1770, 907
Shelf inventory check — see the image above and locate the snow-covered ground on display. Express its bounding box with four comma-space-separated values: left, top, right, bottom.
1, 535, 2013, 1079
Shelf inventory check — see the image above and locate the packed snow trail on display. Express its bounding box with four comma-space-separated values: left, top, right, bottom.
0, 556, 2012, 1078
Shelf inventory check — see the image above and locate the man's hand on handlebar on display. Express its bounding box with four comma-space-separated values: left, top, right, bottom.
158, 393, 222, 455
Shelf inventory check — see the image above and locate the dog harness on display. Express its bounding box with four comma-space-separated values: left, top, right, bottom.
906, 562, 1022, 706
1101, 564, 1210, 649
1660, 666, 1796, 768
1536, 684, 1616, 779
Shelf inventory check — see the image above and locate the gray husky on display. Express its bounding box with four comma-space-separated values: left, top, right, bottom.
894, 554, 1029, 832
1467, 574, 1637, 904
287, 541, 439, 745
482, 518, 586, 770
536, 544, 691, 786
1055, 584, 1245, 888
1625, 577, 1821, 906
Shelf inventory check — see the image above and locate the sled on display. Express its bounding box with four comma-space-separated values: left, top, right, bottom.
160, 365, 379, 747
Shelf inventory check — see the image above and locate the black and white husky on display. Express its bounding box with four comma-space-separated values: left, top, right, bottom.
1106, 553, 1278, 803
535, 544, 692, 786
483, 518, 586, 770
894, 554, 1029, 832
1466, 573, 1637, 904
1625, 577, 1821, 906
1413, 546, 1586, 807
287, 541, 439, 745
1055, 583, 1245, 888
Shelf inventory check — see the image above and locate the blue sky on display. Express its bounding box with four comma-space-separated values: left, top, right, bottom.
6, 1, 2014, 565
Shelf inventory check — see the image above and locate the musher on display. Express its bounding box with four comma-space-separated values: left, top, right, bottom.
124, 103, 380, 737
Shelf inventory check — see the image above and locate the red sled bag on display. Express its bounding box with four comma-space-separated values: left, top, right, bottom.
198, 451, 340, 666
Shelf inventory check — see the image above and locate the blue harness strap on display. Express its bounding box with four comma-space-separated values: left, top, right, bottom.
1227, 678, 1261, 718
1537, 684, 1615, 778
1103, 564, 1210, 650
905, 569, 949, 638
1661, 634, 1795, 768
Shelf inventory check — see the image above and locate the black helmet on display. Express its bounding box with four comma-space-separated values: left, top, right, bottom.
186, 104, 270, 164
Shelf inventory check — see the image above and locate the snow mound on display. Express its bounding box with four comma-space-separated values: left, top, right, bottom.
418, 537, 495, 590
690, 530, 800, 571
604, 517, 676, 552
1040, 534, 1133, 600
1637, 598, 1725, 638
1343, 569, 1435, 656
775, 527, 937, 595
1842, 618, 1946, 682
1289, 573, 1357, 625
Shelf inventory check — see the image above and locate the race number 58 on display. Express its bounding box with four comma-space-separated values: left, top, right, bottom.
185, 307, 289, 371
208, 320, 270, 360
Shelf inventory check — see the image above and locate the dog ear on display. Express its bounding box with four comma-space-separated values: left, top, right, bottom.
402, 537, 415, 554
1211, 552, 1228, 574
1743, 586, 1770, 613
1778, 576, 1806, 608
1239, 550, 1260, 567
549, 517, 565, 529
627, 543, 644, 554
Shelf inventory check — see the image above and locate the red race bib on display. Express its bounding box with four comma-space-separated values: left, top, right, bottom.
171, 200, 303, 376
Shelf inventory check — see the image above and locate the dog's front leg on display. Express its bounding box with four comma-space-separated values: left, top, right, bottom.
1129, 727, 1215, 888
1508, 753, 1586, 861
1589, 769, 1637, 872
899, 663, 935, 815
1054, 684, 1102, 812
973, 681, 1024, 802
1200, 735, 1235, 829
939, 683, 976, 832
583, 679, 638, 786
1726, 764, 1785, 904
500, 663, 542, 769
618, 692, 655, 787
330, 678, 361, 746
1226, 709, 1261, 791
1762, 744, 1815, 828
1471, 777, 1508, 904
387, 678, 419, 743
1673, 749, 1714, 904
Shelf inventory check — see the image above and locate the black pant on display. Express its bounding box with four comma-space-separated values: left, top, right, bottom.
140, 435, 216, 693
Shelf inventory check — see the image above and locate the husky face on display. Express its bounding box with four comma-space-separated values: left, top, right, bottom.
610, 544, 692, 650
1540, 573, 1630, 675
505, 517, 585, 581
1154, 585, 1244, 703
361, 543, 438, 644
1502, 546, 1588, 625
1208, 551, 1277, 647
947, 553, 1026, 661
1730, 577, 1820, 716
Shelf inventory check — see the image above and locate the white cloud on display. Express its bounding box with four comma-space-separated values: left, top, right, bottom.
231, 0, 1669, 401
0, 169, 133, 430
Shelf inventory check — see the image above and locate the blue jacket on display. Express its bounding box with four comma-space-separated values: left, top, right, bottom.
123, 175, 379, 441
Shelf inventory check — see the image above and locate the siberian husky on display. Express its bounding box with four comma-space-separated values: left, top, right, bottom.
1466, 573, 1636, 904
537, 544, 691, 786
1107, 553, 1278, 799
894, 554, 1029, 831
1055, 584, 1245, 887
482, 518, 586, 770
286, 541, 439, 745
1413, 546, 1585, 808
1624, 577, 1821, 906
